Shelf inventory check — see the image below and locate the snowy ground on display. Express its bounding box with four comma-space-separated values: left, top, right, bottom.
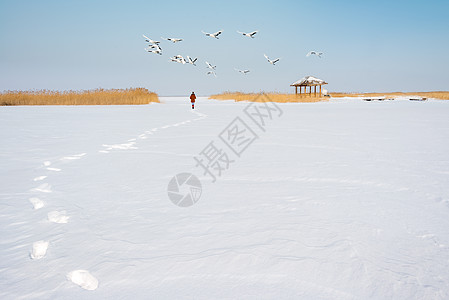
1, 96, 449, 299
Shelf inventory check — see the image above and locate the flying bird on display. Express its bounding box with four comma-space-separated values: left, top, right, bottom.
186, 56, 197, 66
205, 61, 216, 70
170, 55, 186, 64
175, 55, 187, 64
142, 34, 160, 45
201, 30, 223, 39
235, 68, 250, 74
264, 54, 280, 65
306, 51, 323, 58
162, 37, 183, 43
237, 30, 258, 38
145, 47, 162, 55
146, 44, 162, 51
207, 71, 217, 77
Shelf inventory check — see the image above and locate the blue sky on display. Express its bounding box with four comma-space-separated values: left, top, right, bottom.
0, 0, 448, 95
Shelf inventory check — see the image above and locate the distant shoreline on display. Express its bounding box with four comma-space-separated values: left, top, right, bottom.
2, 90, 448, 106
209, 91, 449, 102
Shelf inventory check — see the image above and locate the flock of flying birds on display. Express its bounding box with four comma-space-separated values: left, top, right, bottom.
142, 30, 323, 77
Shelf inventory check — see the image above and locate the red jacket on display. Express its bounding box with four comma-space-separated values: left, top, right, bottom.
190, 94, 196, 102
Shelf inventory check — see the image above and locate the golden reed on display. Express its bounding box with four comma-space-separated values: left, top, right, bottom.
0, 88, 159, 106
210, 92, 327, 103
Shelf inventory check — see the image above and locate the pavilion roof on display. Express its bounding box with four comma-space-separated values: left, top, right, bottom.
290, 76, 328, 86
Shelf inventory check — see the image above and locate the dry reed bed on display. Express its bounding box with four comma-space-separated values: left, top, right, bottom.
331, 91, 449, 100
210, 92, 327, 103
0, 88, 159, 105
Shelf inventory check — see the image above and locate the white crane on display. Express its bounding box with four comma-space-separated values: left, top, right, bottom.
146, 44, 162, 51
202, 30, 223, 39
205, 61, 216, 70
306, 51, 323, 58
264, 54, 280, 65
176, 55, 187, 64
162, 37, 183, 43
237, 30, 258, 38
170, 55, 186, 64
142, 34, 160, 45
186, 56, 197, 66
235, 68, 250, 74
145, 46, 162, 55
207, 71, 217, 77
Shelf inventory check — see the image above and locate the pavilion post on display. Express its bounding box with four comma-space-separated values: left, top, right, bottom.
295, 86, 297, 95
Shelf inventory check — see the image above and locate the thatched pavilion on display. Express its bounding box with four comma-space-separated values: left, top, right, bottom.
291, 76, 328, 97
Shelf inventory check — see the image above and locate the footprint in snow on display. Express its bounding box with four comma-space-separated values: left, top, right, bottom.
32, 183, 52, 193
33, 175, 47, 181
61, 153, 86, 160
30, 240, 49, 260
67, 270, 99, 290
47, 211, 69, 223
47, 167, 61, 172
62, 156, 81, 160
102, 142, 137, 151
29, 197, 45, 209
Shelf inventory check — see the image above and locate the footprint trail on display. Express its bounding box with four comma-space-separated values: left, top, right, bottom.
24, 107, 208, 291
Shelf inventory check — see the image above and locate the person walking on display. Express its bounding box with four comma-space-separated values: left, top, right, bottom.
190, 92, 196, 109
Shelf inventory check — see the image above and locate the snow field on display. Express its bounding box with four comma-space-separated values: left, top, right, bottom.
1, 97, 449, 299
